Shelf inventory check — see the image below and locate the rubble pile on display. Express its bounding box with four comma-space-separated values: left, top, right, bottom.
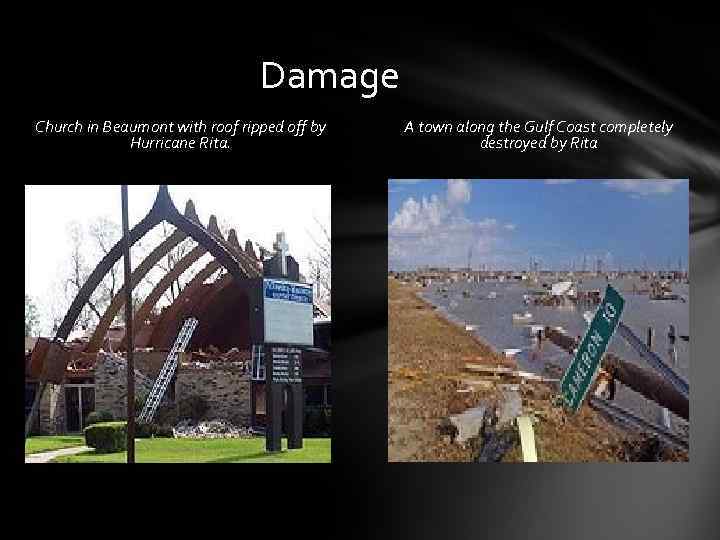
184, 346, 251, 372
173, 419, 254, 439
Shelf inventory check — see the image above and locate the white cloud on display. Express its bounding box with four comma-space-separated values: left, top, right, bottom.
389, 195, 448, 234
447, 179, 471, 206
602, 179, 686, 196
388, 180, 515, 268
545, 179, 577, 185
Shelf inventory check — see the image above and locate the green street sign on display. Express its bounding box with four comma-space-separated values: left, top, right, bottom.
560, 284, 625, 412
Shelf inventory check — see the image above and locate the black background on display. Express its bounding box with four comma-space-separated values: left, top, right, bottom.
16, 14, 720, 539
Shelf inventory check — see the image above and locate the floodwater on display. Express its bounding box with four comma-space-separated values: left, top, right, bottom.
420, 278, 690, 430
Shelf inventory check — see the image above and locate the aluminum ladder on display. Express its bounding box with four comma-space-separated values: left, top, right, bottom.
137, 317, 198, 424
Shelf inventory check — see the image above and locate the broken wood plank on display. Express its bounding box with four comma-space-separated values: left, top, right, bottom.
517, 416, 538, 462
461, 379, 496, 390
465, 364, 559, 383
465, 363, 515, 374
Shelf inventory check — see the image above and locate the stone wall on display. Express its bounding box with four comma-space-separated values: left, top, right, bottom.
176, 365, 251, 426
38, 383, 65, 435
133, 350, 191, 379
94, 352, 154, 420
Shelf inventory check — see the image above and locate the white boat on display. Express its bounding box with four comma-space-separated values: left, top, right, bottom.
504, 348, 522, 358
582, 310, 594, 324
512, 312, 533, 323
551, 281, 577, 297
488, 292, 497, 299
529, 325, 544, 337
465, 324, 478, 331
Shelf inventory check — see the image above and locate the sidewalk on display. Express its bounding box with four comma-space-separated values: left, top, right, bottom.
25, 446, 91, 463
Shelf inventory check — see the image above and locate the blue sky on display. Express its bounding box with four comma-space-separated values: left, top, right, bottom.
388, 179, 688, 271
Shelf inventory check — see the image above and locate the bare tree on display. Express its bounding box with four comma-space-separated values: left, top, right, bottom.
307, 216, 331, 313
54, 218, 138, 333
25, 295, 39, 337
89, 216, 122, 307
64, 222, 101, 330
149, 222, 194, 305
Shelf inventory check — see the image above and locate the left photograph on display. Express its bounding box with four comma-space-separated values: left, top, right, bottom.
25, 185, 331, 463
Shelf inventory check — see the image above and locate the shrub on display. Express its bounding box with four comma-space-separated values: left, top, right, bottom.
85, 410, 114, 426
135, 393, 147, 414
134, 422, 154, 439
178, 395, 209, 422
153, 424, 175, 438
84, 421, 127, 453
134, 422, 174, 438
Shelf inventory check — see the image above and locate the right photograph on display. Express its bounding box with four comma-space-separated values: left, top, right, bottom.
387, 179, 689, 463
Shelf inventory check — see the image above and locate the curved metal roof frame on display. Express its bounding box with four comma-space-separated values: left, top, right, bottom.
55, 185, 258, 343
83, 200, 199, 353
145, 228, 251, 350
124, 219, 227, 349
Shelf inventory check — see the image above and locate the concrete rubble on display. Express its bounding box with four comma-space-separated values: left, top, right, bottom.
448, 405, 488, 444
496, 386, 523, 426
184, 346, 250, 372
172, 419, 254, 439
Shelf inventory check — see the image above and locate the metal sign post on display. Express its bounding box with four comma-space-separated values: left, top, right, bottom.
121, 185, 135, 463
265, 344, 304, 452
560, 284, 625, 412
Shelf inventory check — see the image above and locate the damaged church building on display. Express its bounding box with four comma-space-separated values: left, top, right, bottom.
25, 186, 331, 436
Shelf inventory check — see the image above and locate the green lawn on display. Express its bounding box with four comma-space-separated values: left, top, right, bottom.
25, 435, 85, 455
53, 437, 331, 463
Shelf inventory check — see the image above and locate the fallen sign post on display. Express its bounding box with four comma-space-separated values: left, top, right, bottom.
544, 328, 689, 420
560, 284, 625, 412
616, 322, 689, 399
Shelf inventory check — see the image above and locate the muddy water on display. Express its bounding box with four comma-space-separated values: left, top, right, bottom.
421, 278, 690, 430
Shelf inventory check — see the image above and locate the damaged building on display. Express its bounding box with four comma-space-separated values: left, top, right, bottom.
25, 186, 331, 435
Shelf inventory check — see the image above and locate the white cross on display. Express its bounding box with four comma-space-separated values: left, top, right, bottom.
273, 231, 289, 276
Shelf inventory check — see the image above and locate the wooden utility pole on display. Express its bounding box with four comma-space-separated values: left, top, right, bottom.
121, 185, 135, 463
545, 326, 688, 420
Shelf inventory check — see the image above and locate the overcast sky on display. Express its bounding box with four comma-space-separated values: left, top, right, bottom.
26, 185, 330, 330
388, 179, 688, 271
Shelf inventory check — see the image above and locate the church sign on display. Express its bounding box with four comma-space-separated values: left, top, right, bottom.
244, 233, 314, 453
259, 278, 312, 453
269, 345, 303, 385
263, 279, 314, 346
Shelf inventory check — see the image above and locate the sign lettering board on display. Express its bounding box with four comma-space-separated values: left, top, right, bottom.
560, 284, 625, 412
263, 279, 313, 346
270, 346, 302, 384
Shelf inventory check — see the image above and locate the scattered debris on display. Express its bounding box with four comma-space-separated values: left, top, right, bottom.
464, 363, 558, 383
615, 434, 687, 462
496, 388, 523, 426
389, 279, 687, 462
512, 312, 533, 323
516, 416, 538, 462
173, 419, 254, 439
447, 404, 491, 445
476, 410, 519, 462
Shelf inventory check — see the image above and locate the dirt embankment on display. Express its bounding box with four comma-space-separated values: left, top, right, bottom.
388, 279, 683, 462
